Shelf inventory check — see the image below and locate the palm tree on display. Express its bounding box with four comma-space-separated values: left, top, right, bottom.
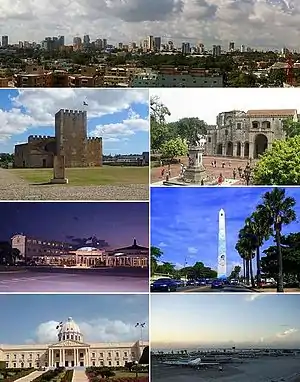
151, 246, 163, 276
245, 210, 271, 288
257, 188, 296, 292
236, 227, 256, 287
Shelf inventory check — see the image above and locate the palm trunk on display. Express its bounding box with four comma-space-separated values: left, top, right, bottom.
276, 229, 284, 293
243, 258, 246, 282
256, 246, 261, 288
249, 256, 255, 288
246, 260, 250, 285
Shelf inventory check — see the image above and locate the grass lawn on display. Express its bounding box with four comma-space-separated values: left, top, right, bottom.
10, 166, 149, 186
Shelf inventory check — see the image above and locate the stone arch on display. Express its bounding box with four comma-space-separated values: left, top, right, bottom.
254, 134, 268, 159
217, 143, 222, 155
262, 120, 271, 129
236, 141, 241, 156
244, 142, 249, 158
226, 141, 233, 156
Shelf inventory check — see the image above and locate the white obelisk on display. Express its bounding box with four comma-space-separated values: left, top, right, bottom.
218, 209, 227, 279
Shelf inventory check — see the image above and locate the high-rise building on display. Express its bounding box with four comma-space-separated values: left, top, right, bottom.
229, 41, 235, 51
2, 35, 9, 47
240, 44, 246, 53
213, 44, 222, 57
182, 42, 191, 54
83, 34, 90, 47
147, 35, 154, 51
154, 37, 161, 52
103, 39, 107, 49
218, 209, 227, 279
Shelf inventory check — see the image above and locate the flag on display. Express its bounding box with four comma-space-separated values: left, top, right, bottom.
56, 321, 63, 329
83, 101, 88, 106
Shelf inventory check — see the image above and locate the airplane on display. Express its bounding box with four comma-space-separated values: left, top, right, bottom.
162, 357, 219, 368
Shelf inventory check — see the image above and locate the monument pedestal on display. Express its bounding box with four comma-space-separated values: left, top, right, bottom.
183, 145, 206, 184
50, 155, 68, 184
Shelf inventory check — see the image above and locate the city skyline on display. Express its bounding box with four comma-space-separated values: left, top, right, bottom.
0, 202, 149, 249
0, 294, 149, 344
151, 294, 300, 349
151, 187, 300, 273
0, 89, 149, 154
1, 0, 300, 49
151, 88, 300, 125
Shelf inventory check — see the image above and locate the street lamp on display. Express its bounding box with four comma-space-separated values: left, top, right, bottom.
135, 322, 146, 346
244, 165, 252, 186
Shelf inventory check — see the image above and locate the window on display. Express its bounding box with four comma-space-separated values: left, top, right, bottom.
100, 353, 103, 358
124, 352, 128, 357
108, 352, 111, 358
237, 123, 242, 130
100, 361, 104, 366
92, 353, 95, 358
13, 363, 16, 368
108, 361, 112, 366
37, 354, 40, 359
14, 354, 16, 359
131, 353, 135, 358
6, 363, 8, 368
36, 363, 40, 368
80, 353, 83, 358
116, 352, 119, 357
116, 361, 119, 366
29, 363, 32, 368
208, 137, 211, 143
21, 363, 24, 368
6, 355, 9, 360
92, 361, 95, 366
252, 121, 259, 128
29, 354, 32, 359
22, 354, 25, 359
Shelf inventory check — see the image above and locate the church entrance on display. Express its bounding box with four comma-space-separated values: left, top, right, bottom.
217, 143, 222, 155
80, 361, 84, 367
244, 142, 249, 158
254, 134, 268, 159
226, 141, 233, 156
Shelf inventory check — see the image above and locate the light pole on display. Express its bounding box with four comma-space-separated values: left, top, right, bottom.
135, 322, 146, 346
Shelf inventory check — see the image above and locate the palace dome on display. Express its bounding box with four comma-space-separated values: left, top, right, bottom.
58, 317, 83, 342
77, 247, 99, 252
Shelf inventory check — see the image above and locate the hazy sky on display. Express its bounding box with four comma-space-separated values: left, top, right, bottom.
0, 294, 149, 344
151, 294, 300, 349
0, 202, 149, 249
0, 89, 149, 154
1, 1, 300, 49
151, 187, 300, 273
151, 88, 300, 125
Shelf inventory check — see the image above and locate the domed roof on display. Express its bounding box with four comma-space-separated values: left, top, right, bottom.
60, 317, 81, 334
77, 247, 100, 252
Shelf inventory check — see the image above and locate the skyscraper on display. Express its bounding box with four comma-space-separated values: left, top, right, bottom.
218, 209, 227, 279
2, 35, 8, 48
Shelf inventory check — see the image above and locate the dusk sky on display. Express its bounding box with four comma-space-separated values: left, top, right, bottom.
0, 202, 149, 249
0, 294, 149, 344
151, 294, 300, 349
151, 187, 300, 273
0, 89, 149, 155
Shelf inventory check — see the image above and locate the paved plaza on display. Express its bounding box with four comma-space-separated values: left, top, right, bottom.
0, 268, 149, 292
0, 169, 148, 200
151, 156, 255, 185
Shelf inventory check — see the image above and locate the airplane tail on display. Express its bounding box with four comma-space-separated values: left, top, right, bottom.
188, 357, 201, 365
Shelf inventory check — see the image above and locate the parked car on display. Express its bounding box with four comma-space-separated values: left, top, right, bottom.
174, 279, 185, 287
211, 280, 224, 289
151, 278, 177, 292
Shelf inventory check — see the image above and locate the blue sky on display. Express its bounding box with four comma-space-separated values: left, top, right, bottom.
0, 294, 149, 344
0, 89, 149, 155
151, 187, 300, 274
151, 294, 300, 349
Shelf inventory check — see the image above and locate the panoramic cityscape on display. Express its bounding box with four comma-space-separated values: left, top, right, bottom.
0, 202, 149, 292
151, 294, 300, 382
0, 88, 150, 200
0, 294, 149, 381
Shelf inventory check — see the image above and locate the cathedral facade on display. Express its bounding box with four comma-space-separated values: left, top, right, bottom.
14, 109, 102, 168
0, 317, 147, 369
205, 109, 298, 159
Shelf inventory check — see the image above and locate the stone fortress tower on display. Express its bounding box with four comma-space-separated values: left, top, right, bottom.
205, 109, 298, 159
14, 109, 102, 168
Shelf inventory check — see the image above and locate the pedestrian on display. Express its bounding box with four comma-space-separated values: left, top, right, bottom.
238, 166, 242, 177
214, 159, 217, 168
211, 161, 214, 167
161, 168, 165, 178
222, 161, 225, 168
166, 171, 169, 182
228, 161, 231, 167
201, 179, 204, 185
217, 173, 224, 186
233, 168, 236, 180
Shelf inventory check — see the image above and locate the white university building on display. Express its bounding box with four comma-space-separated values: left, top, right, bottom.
0, 317, 147, 369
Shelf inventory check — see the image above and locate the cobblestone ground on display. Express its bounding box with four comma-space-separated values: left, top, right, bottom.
0, 169, 148, 200
151, 156, 256, 185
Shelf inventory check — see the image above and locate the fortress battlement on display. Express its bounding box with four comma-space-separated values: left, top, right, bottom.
58, 109, 86, 116
87, 137, 102, 142
28, 135, 54, 142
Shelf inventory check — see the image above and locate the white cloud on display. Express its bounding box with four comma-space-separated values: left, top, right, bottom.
188, 247, 198, 254
92, 117, 149, 142
0, 89, 148, 142
2, 1, 300, 49
27, 317, 148, 344
245, 294, 265, 302
276, 328, 298, 338
159, 242, 167, 247
150, 88, 300, 125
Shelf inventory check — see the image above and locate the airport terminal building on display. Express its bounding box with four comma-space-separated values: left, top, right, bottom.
0, 317, 148, 369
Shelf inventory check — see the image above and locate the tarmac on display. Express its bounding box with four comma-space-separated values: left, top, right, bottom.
152, 357, 300, 382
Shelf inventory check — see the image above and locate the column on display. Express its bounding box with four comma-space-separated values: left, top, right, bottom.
87, 348, 90, 366
62, 349, 65, 367
233, 143, 237, 157
241, 143, 245, 158
222, 144, 225, 156
60, 349, 62, 367
249, 142, 254, 159
76, 349, 79, 366
74, 349, 76, 367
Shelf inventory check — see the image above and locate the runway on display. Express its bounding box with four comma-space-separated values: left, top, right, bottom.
0, 269, 149, 292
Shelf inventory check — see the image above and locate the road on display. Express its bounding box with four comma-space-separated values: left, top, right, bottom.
0, 268, 149, 292
176, 284, 254, 293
